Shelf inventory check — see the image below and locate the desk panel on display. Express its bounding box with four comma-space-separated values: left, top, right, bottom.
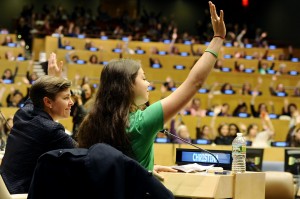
162, 172, 265, 199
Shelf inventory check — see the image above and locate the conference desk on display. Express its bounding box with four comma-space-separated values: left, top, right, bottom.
154, 143, 288, 166
162, 171, 265, 199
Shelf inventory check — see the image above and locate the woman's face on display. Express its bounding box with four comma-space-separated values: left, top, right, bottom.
259, 104, 267, 112
202, 126, 210, 136
249, 125, 258, 138
220, 124, 229, 136
229, 125, 238, 136
4, 70, 12, 78
133, 68, 150, 106
46, 88, 74, 120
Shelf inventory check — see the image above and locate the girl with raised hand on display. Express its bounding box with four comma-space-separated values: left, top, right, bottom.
77, 1, 225, 178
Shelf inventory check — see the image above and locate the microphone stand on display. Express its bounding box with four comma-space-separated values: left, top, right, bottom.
161, 129, 220, 166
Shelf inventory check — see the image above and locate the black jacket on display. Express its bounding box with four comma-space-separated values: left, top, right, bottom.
28, 143, 174, 199
0, 99, 76, 194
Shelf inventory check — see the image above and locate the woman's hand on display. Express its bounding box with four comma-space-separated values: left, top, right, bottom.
209, 1, 226, 38
153, 165, 177, 181
48, 52, 63, 77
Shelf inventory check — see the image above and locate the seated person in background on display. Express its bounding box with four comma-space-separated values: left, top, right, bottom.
258, 58, 275, 75
0, 53, 77, 194
190, 38, 203, 56
232, 100, 249, 117
71, 83, 95, 139
234, 61, 245, 72
5, 51, 16, 61
169, 114, 191, 144
269, 75, 288, 96
282, 98, 298, 119
169, 29, 181, 55
0, 118, 6, 150
228, 123, 240, 137
220, 82, 235, 94
65, 51, 80, 64
1, 35, 13, 46
290, 126, 300, 147
213, 59, 223, 72
196, 115, 214, 140
219, 103, 232, 117
1, 66, 18, 84
239, 77, 262, 95
250, 91, 274, 118
149, 57, 162, 68
0, 86, 6, 107
189, 97, 206, 117
211, 106, 233, 145
89, 54, 99, 64
161, 76, 176, 93
293, 80, 300, 97
244, 113, 275, 147
22, 60, 39, 85
0, 116, 13, 150
276, 63, 287, 75
6, 88, 27, 108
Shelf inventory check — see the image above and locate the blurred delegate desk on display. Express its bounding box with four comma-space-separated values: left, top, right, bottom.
154, 143, 288, 166
162, 171, 265, 199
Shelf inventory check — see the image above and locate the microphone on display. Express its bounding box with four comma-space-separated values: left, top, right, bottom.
161, 129, 219, 165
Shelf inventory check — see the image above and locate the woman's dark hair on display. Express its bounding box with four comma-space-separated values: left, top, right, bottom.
77, 59, 141, 157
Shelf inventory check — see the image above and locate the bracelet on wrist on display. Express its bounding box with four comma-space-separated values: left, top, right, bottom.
204, 49, 218, 59
213, 35, 225, 40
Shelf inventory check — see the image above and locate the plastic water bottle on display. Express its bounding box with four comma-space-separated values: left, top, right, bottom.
231, 133, 246, 173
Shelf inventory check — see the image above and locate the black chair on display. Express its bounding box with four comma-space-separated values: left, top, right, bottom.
28, 143, 173, 199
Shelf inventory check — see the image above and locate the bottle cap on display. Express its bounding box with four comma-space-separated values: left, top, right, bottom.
237, 133, 243, 136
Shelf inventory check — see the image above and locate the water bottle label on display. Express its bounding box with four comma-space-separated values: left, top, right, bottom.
232, 145, 246, 153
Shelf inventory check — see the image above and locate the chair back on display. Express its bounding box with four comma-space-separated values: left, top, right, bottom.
28, 143, 174, 199
265, 171, 294, 199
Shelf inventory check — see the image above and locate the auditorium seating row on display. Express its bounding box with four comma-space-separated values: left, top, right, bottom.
148, 90, 299, 114
44, 35, 287, 59
0, 106, 290, 141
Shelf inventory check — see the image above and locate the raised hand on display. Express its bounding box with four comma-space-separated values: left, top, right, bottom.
209, 1, 226, 38
48, 52, 63, 77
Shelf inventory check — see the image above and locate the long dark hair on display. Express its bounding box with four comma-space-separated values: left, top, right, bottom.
77, 59, 141, 157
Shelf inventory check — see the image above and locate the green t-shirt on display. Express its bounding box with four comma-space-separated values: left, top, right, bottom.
127, 101, 164, 171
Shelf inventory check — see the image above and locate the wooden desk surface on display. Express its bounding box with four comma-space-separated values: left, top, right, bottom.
162, 171, 265, 199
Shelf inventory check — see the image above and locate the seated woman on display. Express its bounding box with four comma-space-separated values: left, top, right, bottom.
210, 106, 233, 145
169, 114, 191, 144
0, 53, 77, 194
239, 77, 263, 96
1, 67, 18, 84
189, 97, 206, 117
220, 82, 235, 94
244, 113, 275, 147
196, 115, 214, 141
161, 76, 176, 93
89, 54, 99, 64
250, 91, 274, 118
232, 101, 250, 117
269, 75, 288, 96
